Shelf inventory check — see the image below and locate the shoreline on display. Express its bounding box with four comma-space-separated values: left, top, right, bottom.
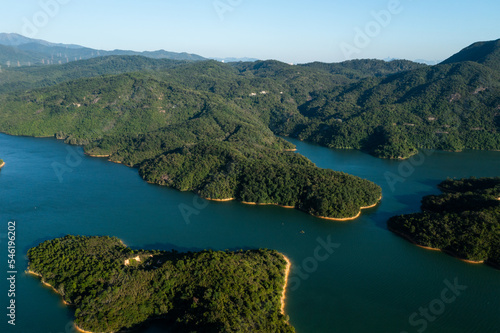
280, 255, 291, 316
241, 201, 295, 209
388, 227, 486, 264
73, 323, 96, 333
82, 144, 382, 222
205, 197, 235, 202
65, 136, 383, 222
0, 161, 5, 169
84, 153, 111, 158
26, 270, 69, 305
315, 210, 361, 221
28, 250, 292, 333
315, 195, 382, 221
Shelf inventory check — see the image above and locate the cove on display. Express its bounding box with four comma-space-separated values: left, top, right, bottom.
0, 133, 499, 333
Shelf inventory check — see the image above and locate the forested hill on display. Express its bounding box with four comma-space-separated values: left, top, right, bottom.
0, 63, 382, 219
440, 39, 500, 71
0, 56, 189, 94
301, 59, 426, 79
0, 39, 499, 217
282, 61, 500, 158
388, 177, 500, 268
280, 39, 500, 159
27, 236, 294, 333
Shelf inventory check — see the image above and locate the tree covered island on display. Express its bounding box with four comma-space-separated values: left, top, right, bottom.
388, 177, 500, 268
27, 236, 294, 333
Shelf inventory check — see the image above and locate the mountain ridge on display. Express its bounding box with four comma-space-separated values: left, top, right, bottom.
0, 37, 498, 218
0, 33, 260, 65
441, 39, 500, 71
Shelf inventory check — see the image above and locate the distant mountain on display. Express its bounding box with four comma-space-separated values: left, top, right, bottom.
382, 57, 442, 66
210, 57, 260, 63
414, 59, 441, 66
0, 33, 206, 66
441, 39, 500, 71
0, 33, 256, 66
0, 55, 189, 94
0, 44, 40, 67
0, 32, 82, 48
102, 49, 205, 61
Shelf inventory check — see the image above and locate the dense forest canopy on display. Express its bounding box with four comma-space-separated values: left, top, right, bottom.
388, 177, 500, 267
1, 39, 499, 160
27, 236, 294, 333
0, 55, 388, 219
1, 38, 499, 217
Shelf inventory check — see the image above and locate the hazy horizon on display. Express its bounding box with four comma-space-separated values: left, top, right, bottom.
2, 1, 499, 64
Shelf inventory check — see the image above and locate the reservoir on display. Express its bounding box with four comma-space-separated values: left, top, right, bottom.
0, 133, 499, 333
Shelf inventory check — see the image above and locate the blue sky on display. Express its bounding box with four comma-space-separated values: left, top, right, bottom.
2, 0, 499, 63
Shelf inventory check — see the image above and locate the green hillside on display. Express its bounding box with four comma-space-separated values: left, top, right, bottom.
1, 39, 499, 218
27, 236, 294, 333
441, 39, 500, 71
0, 44, 40, 67
0, 55, 188, 94
278, 60, 500, 158
0, 67, 381, 219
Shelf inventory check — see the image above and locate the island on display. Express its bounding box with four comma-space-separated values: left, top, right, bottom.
27, 236, 294, 333
387, 177, 500, 268
0, 158, 4, 169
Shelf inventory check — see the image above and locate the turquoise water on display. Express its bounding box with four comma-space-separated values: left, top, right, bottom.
0, 133, 499, 333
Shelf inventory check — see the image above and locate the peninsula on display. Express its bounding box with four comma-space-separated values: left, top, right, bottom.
388, 177, 500, 268
27, 236, 294, 333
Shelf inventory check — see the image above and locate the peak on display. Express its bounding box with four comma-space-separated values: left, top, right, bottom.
441, 38, 500, 71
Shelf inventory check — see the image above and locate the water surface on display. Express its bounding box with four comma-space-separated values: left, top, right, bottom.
0, 134, 499, 333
